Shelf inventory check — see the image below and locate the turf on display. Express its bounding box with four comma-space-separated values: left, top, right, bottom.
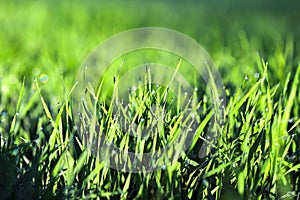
0, 0, 300, 199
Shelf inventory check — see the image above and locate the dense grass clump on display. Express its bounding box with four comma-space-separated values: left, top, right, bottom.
0, 0, 300, 199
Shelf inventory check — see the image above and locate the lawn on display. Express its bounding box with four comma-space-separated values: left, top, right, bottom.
0, 0, 300, 199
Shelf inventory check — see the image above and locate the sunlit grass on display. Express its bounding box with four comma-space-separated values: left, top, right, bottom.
0, 0, 300, 199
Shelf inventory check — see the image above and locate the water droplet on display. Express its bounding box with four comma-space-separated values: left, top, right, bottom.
16, 112, 20, 116
35, 139, 40, 145
244, 75, 248, 80
39, 74, 48, 83
1, 111, 6, 117
288, 119, 293, 123
184, 92, 188, 96
254, 73, 260, 78
194, 87, 198, 91
161, 165, 166, 170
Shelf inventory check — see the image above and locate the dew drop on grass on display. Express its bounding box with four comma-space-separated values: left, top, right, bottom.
244, 75, 248, 80
161, 165, 166, 170
1, 111, 6, 117
288, 119, 293, 123
1, 112, 5, 122
194, 87, 198, 91
254, 73, 260, 78
39, 74, 49, 83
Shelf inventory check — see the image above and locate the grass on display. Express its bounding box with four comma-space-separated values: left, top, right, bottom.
0, 0, 300, 199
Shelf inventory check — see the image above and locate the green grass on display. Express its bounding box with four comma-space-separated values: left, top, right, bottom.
0, 0, 300, 199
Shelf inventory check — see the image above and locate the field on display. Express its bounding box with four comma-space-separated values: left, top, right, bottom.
0, 0, 300, 199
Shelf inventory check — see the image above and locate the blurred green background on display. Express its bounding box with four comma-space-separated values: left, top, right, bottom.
1, 0, 299, 137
